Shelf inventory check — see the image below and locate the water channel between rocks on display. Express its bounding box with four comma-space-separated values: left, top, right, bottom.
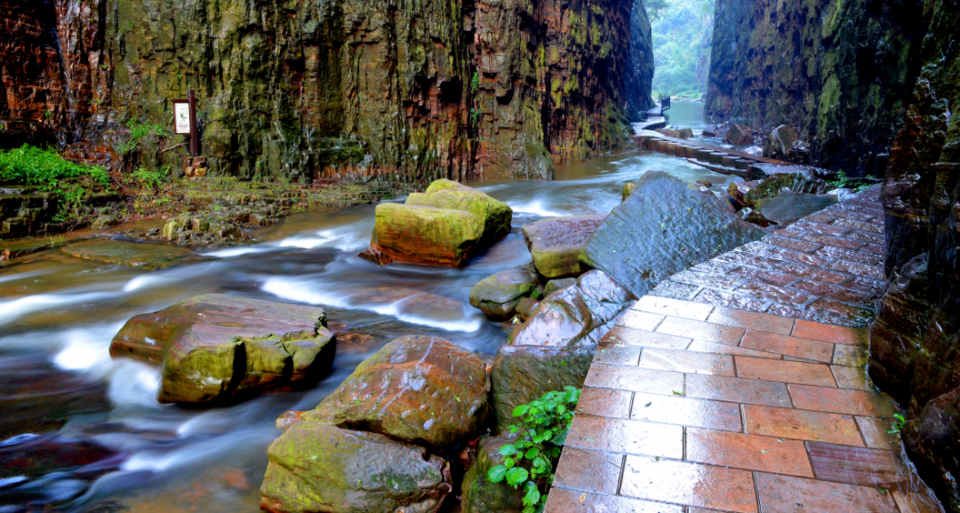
0, 104, 728, 512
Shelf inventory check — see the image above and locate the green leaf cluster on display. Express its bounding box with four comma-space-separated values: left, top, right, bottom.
0, 145, 109, 188
487, 387, 581, 513
133, 165, 171, 190
886, 413, 906, 434
650, 0, 714, 97
120, 119, 169, 155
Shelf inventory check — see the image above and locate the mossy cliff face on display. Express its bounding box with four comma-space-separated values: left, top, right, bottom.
1, 0, 651, 182
704, 0, 928, 175
625, 0, 656, 121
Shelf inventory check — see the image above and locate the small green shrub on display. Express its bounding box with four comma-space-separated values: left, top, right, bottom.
133, 166, 170, 189
886, 413, 906, 434
487, 387, 581, 513
0, 145, 109, 188
120, 120, 169, 155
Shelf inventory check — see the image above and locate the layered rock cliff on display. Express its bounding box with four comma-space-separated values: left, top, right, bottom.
0, 0, 653, 182
704, 0, 928, 175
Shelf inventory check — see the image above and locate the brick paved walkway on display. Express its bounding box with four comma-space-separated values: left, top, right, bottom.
545, 187, 945, 512
650, 186, 886, 327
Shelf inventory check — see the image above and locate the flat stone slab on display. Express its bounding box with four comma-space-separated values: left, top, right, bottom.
60, 240, 193, 270
523, 215, 606, 278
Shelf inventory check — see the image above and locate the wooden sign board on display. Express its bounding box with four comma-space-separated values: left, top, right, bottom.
172, 90, 199, 156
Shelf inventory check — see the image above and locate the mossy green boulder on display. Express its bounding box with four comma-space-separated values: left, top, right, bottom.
521, 215, 606, 278
407, 179, 512, 244
460, 431, 524, 513
110, 294, 336, 404
260, 421, 451, 513
304, 335, 488, 449
468, 263, 541, 320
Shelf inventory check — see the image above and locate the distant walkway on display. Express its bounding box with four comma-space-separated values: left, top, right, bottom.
545, 186, 946, 512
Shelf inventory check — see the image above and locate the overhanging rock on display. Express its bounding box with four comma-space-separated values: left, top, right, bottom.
579, 171, 766, 297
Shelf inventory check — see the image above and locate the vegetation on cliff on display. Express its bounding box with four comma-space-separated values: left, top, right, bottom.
649, 0, 714, 98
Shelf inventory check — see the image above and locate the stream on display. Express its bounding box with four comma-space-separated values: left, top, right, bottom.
0, 104, 727, 513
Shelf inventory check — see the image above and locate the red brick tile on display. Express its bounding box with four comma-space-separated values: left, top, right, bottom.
655, 316, 745, 345
576, 387, 633, 418
778, 261, 849, 284
863, 243, 886, 255
831, 365, 875, 391
620, 456, 758, 513
849, 230, 884, 245
707, 307, 795, 335
716, 251, 784, 270
790, 279, 868, 302
650, 280, 700, 300
844, 276, 887, 295
825, 207, 878, 222
692, 288, 770, 312
756, 473, 898, 512
691, 259, 742, 274
602, 326, 691, 349
585, 363, 684, 395
736, 242, 829, 267
671, 270, 745, 290
829, 259, 885, 279
566, 415, 683, 458
631, 392, 742, 431
735, 282, 814, 305
633, 296, 714, 320
807, 442, 909, 486
803, 298, 877, 325
595, 342, 642, 366
803, 213, 838, 224
620, 310, 665, 331
687, 340, 781, 359
787, 220, 852, 237
800, 232, 866, 250
793, 320, 867, 345
735, 357, 837, 387
764, 235, 824, 253
815, 245, 885, 266
833, 344, 868, 366
543, 488, 684, 513
741, 331, 835, 362
729, 267, 798, 287
834, 218, 883, 234
553, 447, 623, 494
686, 374, 792, 408
743, 405, 864, 445
856, 416, 903, 451
789, 385, 897, 417
639, 347, 735, 376
686, 427, 814, 477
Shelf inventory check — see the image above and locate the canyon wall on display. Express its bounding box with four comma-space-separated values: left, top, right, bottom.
0, 0, 653, 182
704, 0, 928, 176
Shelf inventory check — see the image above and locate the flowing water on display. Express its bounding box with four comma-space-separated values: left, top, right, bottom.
0, 111, 738, 513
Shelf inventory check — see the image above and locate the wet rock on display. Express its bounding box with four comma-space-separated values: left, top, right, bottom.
110, 294, 336, 404
369, 203, 482, 267
580, 171, 766, 298
678, 128, 694, 139
515, 298, 540, 322
656, 129, 679, 138
490, 345, 595, 432
276, 411, 305, 432
765, 125, 799, 160
304, 335, 487, 449
406, 180, 512, 246
522, 215, 606, 278
755, 191, 837, 225
91, 215, 120, 230
543, 278, 577, 297
509, 270, 635, 347
739, 208, 774, 228
744, 173, 831, 205
469, 263, 541, 320
60, 241, 192, 270
260, 421, 451, 513
622, 182, 637, 201
460, 431, 524, 513
724, 124, 754, 145
696, 179, 713, 188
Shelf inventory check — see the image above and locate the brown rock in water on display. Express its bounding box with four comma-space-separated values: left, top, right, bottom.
522, 215, 606, 278
724, 124, 754, 145
515, 297, 540, 321
678, 128, 695, 139
110, 294, 336, 404
275, 411, 305, 431
469, 263, 541, 320
304, 335, 488, 449
260, 422, 451, 513
765, 125, 799, 160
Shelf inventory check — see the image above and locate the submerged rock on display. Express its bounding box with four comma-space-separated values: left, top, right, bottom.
460, 431, 524, 513
260, 421, 451, 513
60, 240, 192, 270
755, 191, 837, 225
110, 294, 336, 404
469, 263, 541, 320
579, 171, 766, 298
509, 270, 634, 348
366, 180, 511, 267
304, 335, 488, 449
522, 215, 606, 278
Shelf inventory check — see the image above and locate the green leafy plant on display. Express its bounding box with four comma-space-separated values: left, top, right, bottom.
48, 235, 67, 248
886, 413, 906, 434
0, 145, 108, 188
120, 120, 169, 155
487, 387, 581, 513
132, 165, 170, 190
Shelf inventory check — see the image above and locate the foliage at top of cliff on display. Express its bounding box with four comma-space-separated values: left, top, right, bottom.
651, 0, 714, 98
0, 145, 109, 189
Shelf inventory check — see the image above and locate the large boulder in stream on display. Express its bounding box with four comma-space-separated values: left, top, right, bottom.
522, 215, 606, 278
579, 171, 766, 298
303, 335, 488, 449
260, 421, 451, 513
110, 294, 336, 404
469, 263, 541, 320
364, 180, 511, 267
509, 270, 635, 347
